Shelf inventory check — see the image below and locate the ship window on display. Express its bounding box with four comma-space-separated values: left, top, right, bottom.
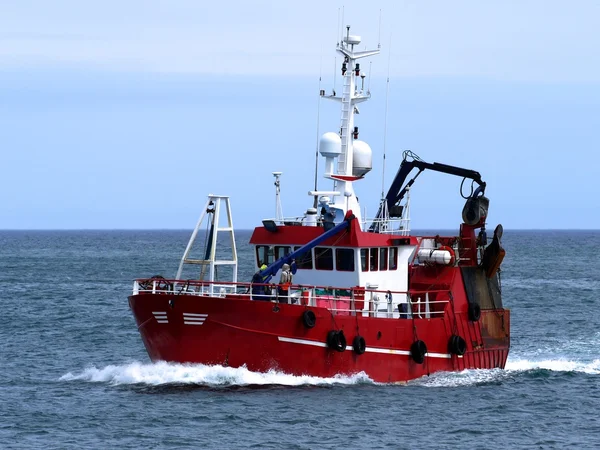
370, 248, 378, 271
256, 245, 274, 267
275, 246, 291, 260
360, 248, 368, 271
389, 247, 398, 270
380, 248, 388, 271
336, 248, 355, 272
294, 246, 313, 269
315, 247, 333, 270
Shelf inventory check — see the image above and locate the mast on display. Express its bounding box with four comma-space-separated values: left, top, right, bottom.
334, 26, 380, 178
316, 26, 379, 225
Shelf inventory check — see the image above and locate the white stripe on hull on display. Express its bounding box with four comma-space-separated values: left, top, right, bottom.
277, 336, 453, 359
152, 311, 168, 324
183, 313, 208, 326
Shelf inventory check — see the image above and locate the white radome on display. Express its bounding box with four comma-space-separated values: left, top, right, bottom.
319, 132, 342, 158
352, 140, 373, 177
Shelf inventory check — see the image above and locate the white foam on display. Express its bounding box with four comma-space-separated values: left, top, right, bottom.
414, 357, 600, 387
60, 356, 600, 388
505, 358, 600, 375
412, 368, 509, 387
59, 361, 373, 386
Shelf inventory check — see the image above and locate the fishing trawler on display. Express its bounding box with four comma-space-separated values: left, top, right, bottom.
128, 27, 510, 383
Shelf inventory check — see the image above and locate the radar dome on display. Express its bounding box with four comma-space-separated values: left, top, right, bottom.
352, 140, 372, 177
319, 132, 342, 158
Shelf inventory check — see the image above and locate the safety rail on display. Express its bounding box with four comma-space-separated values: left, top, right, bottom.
263, 215, 410, 235
361, 217, 410, 235
133, 278, 451, 319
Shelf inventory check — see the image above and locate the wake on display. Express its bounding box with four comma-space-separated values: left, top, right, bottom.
60, 356, 600, 388
59, 361, 372, 387
414, 357, 600, 387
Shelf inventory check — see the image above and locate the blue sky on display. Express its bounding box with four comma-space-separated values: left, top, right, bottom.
1, 1, 599, 229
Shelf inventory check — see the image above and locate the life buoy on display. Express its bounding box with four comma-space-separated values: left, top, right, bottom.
410, 340, 427, 364
352, 335, 366, 355
327, 330, 347, 352
302, 310, 316, 329
448, 335, 467, 356
468, 302, 481, 322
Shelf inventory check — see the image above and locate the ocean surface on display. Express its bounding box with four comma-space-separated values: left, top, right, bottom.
1, 229, 600, 449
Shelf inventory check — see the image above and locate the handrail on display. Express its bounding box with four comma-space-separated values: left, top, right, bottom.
133, 277, 451, 297
133, 277, 451, 319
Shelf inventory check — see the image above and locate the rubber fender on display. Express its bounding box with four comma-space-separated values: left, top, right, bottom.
352, 335, 366, 355
468, 302, 481, 322
302, 310, 316, 329
448, 335, 467, 356
326, 330, 347, 352
410, 340, 427, 364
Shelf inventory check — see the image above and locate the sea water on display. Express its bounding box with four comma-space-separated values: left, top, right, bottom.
1, 230, 599, 449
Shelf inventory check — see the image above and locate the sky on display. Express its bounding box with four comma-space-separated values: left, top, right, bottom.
1, 1, 599, 229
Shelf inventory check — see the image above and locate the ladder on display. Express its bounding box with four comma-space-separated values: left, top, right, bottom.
337, 72, 353, 175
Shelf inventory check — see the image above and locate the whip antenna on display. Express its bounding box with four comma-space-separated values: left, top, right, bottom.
378, 9, 382, 49
313, 54, 323, 207
381, 34, 392, 199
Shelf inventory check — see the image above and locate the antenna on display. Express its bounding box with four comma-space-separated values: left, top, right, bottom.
341, 6, 345, 45
337, 8, 341, 46
378, 9, 382, 49
367, 61, 372, 93
313, 56, 323, 208
333, 57, 337, 94
273, 172, 283, 222
381, 34, 392, 199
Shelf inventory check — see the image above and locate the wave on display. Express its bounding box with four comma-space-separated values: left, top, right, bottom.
414, 357, 600, 387
60, 356, 600, 389
59, 361, 373, 387
505, 358, 600, 375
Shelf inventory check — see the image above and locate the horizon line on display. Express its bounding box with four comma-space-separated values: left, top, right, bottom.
1, 228, 599, 232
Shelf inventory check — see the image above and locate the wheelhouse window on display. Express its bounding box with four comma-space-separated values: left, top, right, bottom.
294, 246, 313, 269
370, 248, 378, 271
315, 247, 333, 270
275, 245, 291, 260
379, 248, 388, 271
389, 247, 398, 270
256, 245, 274, 267
336, 248, 355, 272
360, 248, 368, 272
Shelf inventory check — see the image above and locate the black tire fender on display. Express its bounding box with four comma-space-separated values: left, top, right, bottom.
352, 335, 366, 355
468, 302, 481, 322
448, 335, 467, 356
326, 330, 347, 352
302, 310, 316, 329
410, 340, 427, 364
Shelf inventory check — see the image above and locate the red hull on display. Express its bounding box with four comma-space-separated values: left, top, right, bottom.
129, 293, 510, 383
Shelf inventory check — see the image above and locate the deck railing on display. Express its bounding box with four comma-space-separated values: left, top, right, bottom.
133, 278, 450, 319
263, 216, 410, 235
